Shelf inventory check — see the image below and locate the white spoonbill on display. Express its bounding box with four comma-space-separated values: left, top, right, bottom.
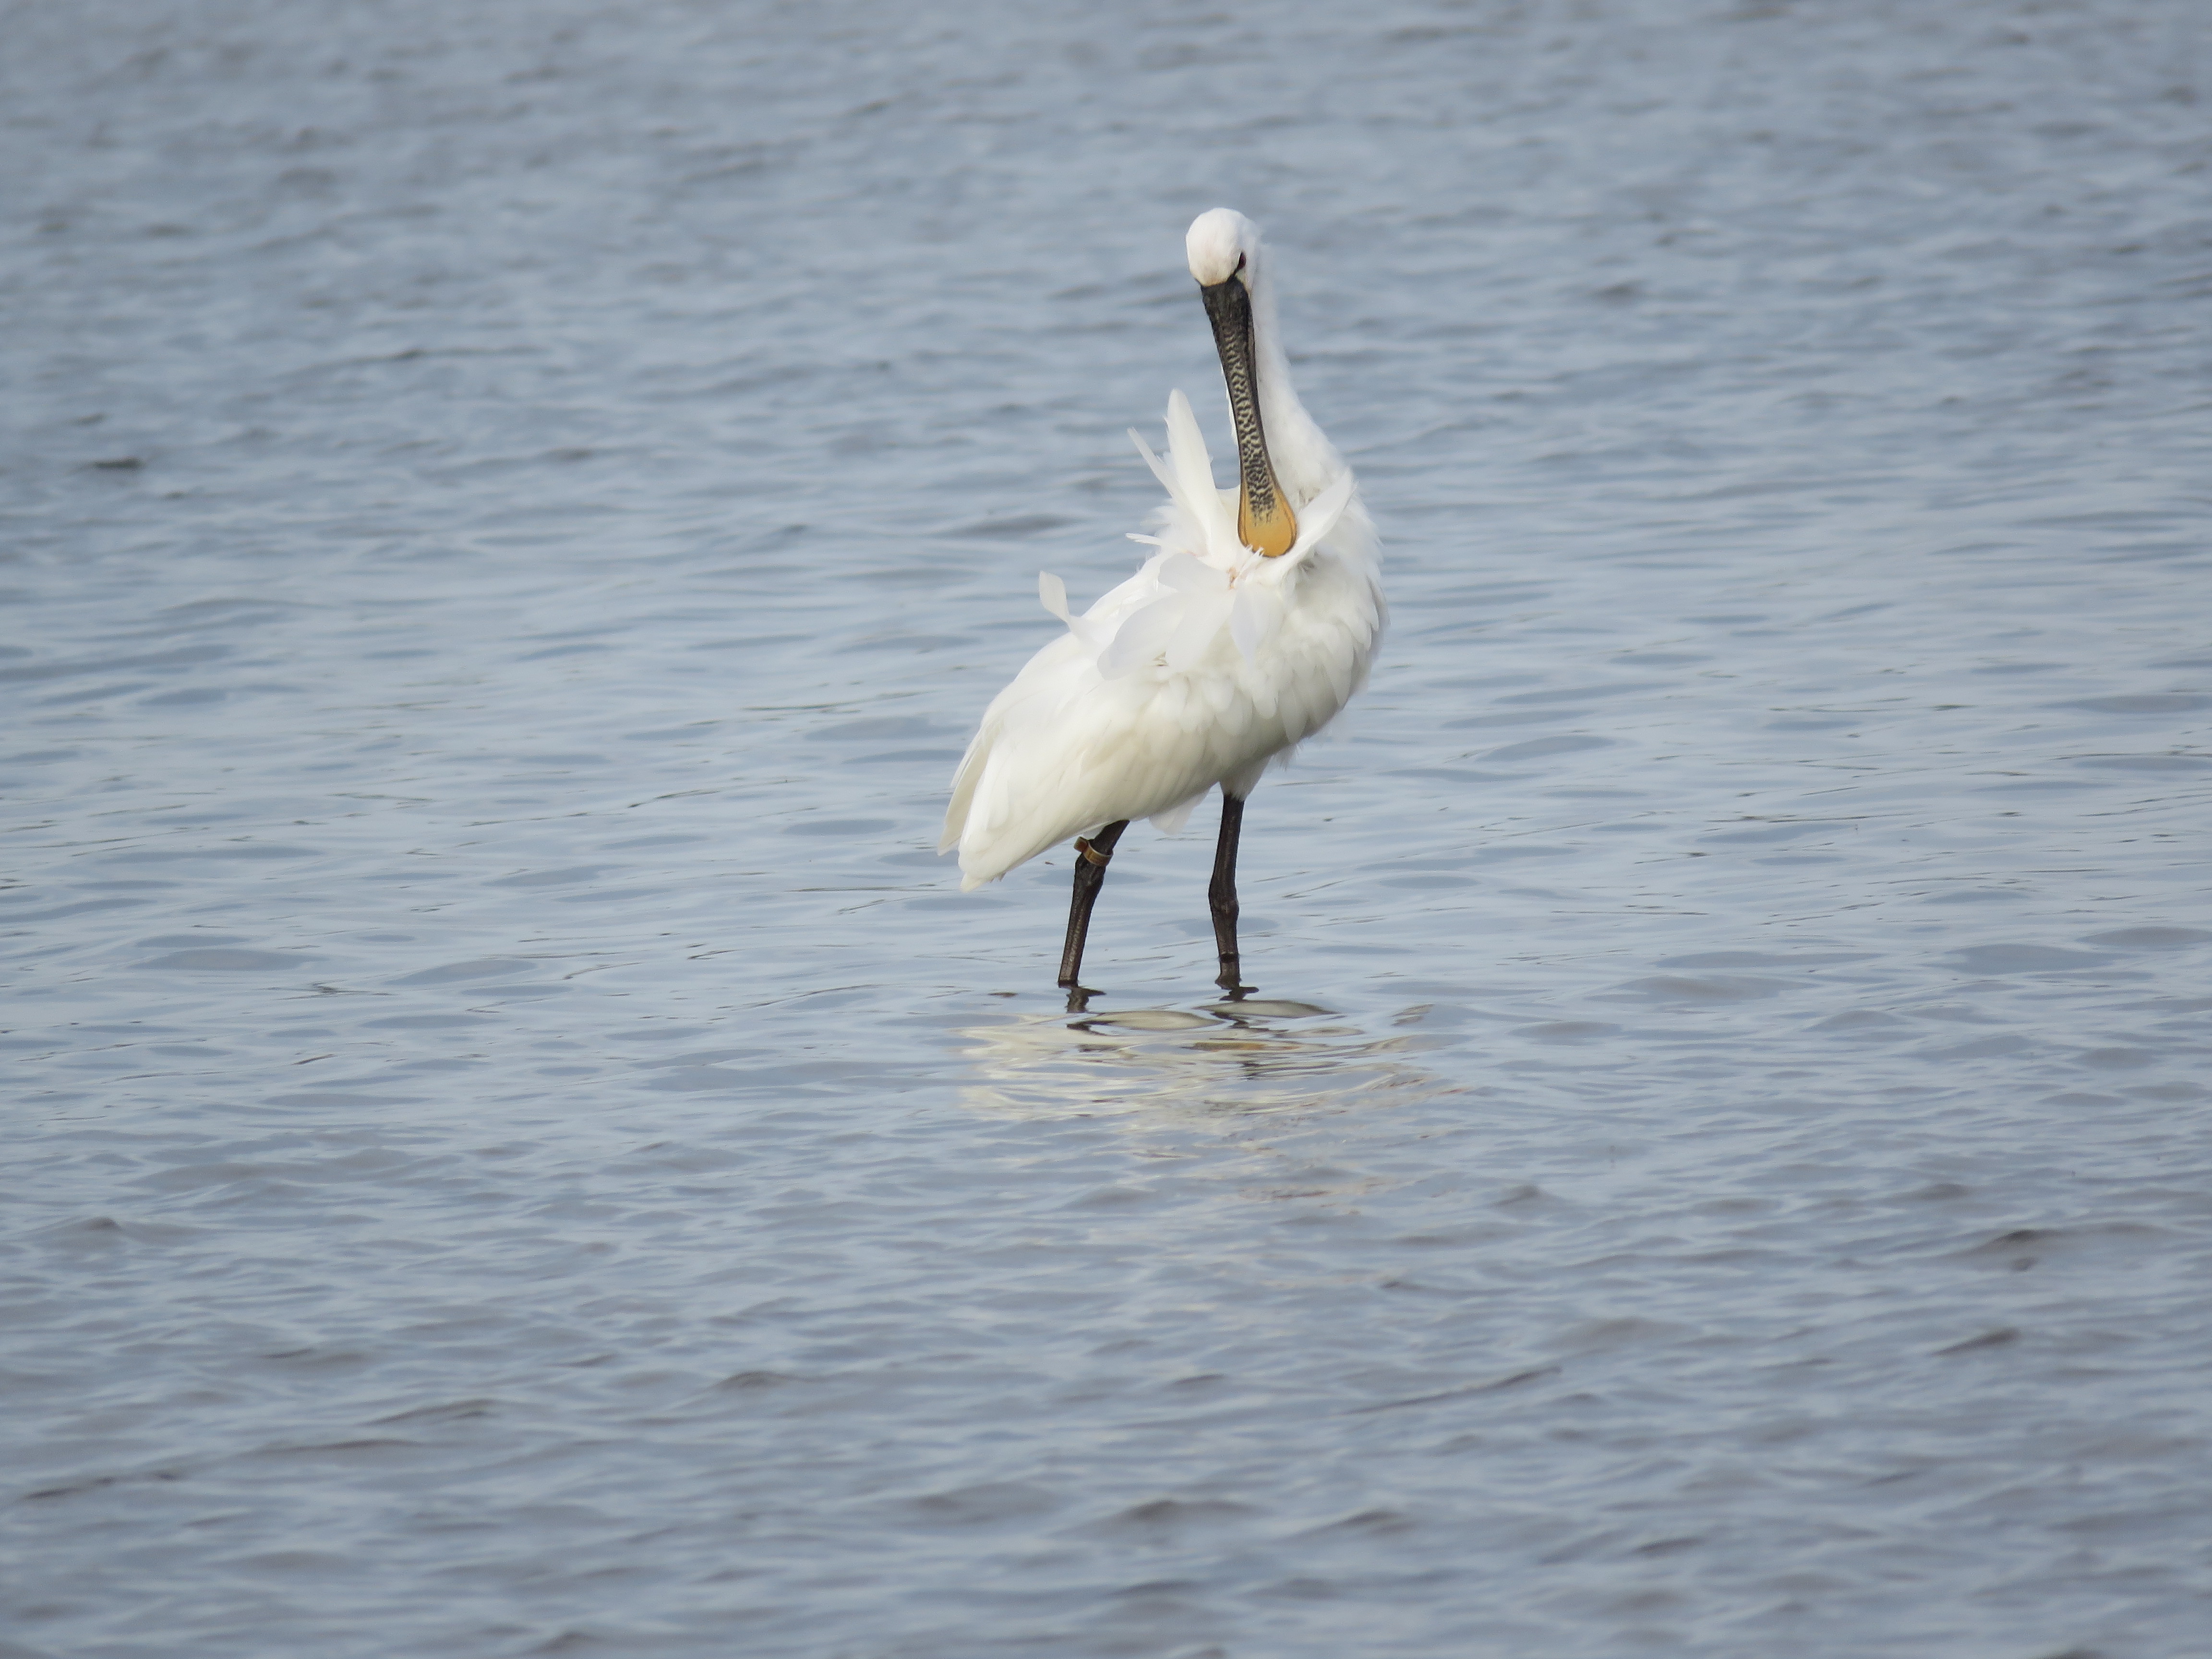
941, 208, 1384, 993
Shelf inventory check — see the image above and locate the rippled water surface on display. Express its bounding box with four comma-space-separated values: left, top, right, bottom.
7, 2, 2212, 1654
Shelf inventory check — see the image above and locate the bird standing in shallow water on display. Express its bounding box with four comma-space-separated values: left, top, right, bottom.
941, 208, 1384, 997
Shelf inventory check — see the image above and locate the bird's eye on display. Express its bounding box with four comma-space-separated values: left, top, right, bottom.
1235, 252, 1247, 273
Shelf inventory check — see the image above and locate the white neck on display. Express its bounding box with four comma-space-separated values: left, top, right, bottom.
1247, 258, 1343, 508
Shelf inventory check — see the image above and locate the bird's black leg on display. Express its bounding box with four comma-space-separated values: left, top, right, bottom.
1211, 791, 1250, 995
1057, 819, 1129, 992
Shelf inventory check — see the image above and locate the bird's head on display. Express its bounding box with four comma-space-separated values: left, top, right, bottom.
1186, 209, 1295, 558
1185, 207, 1260, 289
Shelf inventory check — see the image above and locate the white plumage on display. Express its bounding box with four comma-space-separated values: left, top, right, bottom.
941, 208, 1384, 986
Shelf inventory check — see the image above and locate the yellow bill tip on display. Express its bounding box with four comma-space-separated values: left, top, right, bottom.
1240, 491, 1298, 558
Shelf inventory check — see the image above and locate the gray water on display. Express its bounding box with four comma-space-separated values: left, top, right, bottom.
6, 1, 2211, 1654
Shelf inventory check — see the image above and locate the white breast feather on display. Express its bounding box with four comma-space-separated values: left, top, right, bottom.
942, 392, 1384, 890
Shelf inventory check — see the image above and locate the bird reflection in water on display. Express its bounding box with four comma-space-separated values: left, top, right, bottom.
955, 994, 1455, 1122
